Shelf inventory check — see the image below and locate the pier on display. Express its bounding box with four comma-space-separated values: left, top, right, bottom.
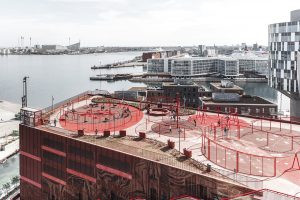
91, 61, 146, 70
90, 74, 133, 81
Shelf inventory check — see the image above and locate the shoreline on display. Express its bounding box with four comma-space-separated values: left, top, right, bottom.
0, 148, 19, 164
130, 77, 268, 83
0, 100, 20, 163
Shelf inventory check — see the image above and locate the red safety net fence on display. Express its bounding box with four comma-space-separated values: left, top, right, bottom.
58, 98, 143, 133
202, 133, 277, 177
201, 116, 300, 177
221, 189, 300, 200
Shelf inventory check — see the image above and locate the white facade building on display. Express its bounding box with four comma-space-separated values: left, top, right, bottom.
147, 56, 268, 77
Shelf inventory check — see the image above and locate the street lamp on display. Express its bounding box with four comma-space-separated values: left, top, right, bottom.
51, 96, 54, 114
178, 128, 181, 153
113, 115, 116, 136
176, 93, 180, 129
183, 96, 186, 113
22, 76, 29, 108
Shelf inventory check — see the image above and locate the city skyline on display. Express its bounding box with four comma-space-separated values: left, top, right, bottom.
0, 0, 300, 47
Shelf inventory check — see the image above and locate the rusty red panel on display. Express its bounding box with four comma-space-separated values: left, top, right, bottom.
42, 172, 67, 185
41, 145, 66, 157
96, 164, 132, 180
66, 168, 96, 183
20, 176, 42, 189
20, 151, 41, 162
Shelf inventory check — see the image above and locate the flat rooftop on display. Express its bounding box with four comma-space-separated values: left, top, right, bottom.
210, 82, 244, 91
128, 87, 147, 92
162, 82, 198, 87
37, 125, 245, 188
202, 95, 276, 105
25, 91, 300, 195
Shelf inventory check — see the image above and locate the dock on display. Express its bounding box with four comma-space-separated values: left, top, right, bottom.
91, 61, 146, 70
90, 74, 133, 81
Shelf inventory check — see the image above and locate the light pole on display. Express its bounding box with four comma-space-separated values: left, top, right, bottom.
176, 93, 179, 129
99, 62, 102, 91
113, 115, 116, 136
51, 96, 54, 114
178, 128, 181, 153
22, 76, 29, 108
183, 96, 186, 113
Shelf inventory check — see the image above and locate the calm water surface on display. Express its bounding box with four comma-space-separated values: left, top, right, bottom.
0, 52, 145, 108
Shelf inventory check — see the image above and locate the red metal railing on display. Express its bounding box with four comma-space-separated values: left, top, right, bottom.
221, 188, 300, 200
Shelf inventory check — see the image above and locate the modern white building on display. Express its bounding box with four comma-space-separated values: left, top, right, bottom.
238, 58, 268, 75
269, 9, 300, 117
147, 58, 172, 74
147, 56, 268, 77
147, 57, 239, 77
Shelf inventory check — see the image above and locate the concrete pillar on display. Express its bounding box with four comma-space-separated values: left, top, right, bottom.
290, 98, 300, 119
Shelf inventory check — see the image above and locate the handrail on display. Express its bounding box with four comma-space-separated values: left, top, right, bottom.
221, 188, 300, 200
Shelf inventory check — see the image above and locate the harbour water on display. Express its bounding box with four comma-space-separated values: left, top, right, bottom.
0, 52, 291, 187
0, 52, 145, 108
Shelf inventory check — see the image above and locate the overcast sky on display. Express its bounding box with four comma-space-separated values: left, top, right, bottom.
0, 0, 299, 47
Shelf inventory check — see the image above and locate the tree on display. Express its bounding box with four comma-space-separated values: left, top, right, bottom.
11, 176, 19, 188
2, 182, 10, 196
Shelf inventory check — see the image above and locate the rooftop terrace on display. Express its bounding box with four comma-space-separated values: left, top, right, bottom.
21, 90, 300, 197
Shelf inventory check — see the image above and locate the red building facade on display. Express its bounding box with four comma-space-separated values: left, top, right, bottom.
20, 124, 251, 200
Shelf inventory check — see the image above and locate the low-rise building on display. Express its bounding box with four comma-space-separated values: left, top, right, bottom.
142, 50, 179, 62
162, 80, 201, 108
200, 94, 277, 117
210, 81, 244, 95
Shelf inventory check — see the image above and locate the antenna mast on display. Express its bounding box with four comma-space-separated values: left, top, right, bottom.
22, 76, 29, 108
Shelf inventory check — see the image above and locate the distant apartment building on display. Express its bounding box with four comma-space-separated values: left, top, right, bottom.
198, 45, 206, 56
269, 9, 300, 117
147, 57, 239, 77
147, 58, 168, 73
238, 58, 268, 75
205, 47, 218, 57
252, 43, 259, 51
147, 56, 268, 77
198, 45, 218, 57
142, 50, 179, 62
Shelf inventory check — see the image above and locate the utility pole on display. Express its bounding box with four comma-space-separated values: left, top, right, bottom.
99, 61, 101, 91
52, 96, 54, 114
22, 76, 29, 108
176, 93, 179, 129
113, 115, 116, 136
183, 96, 186, 112
176, 93, 181, 152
